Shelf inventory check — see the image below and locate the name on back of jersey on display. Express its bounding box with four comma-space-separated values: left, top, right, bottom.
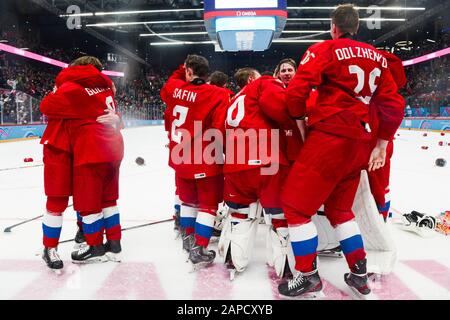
335, 46, 388, 68
173, 88, 197, 103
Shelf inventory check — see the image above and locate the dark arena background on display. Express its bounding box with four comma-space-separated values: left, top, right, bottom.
0, 0, 449, 304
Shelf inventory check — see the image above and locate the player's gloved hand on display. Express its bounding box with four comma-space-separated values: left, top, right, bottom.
96, 109, 121, 130
368, 138, 388, 172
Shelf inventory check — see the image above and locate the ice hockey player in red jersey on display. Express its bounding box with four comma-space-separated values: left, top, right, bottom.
40, 56, 124, 270
277, 4, 405, 298
368, 51, 407, 221
161, 54, 230, 269
218, 67, 293, 279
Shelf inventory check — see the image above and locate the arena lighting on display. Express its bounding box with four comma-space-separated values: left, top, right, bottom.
59, 12, 94, 17
0, 43, 124, 77
60, 8, 203, 17
395, 40, 413, 47
287, 18, 406, 21
86, 20, 203, 27
287, 6, 425, 11
426, 39, 436, 43
89, 17, 404, 28
402, 47, 450, 67
149, 39, 323, 46
139, 30, 328, 37
60, 6, 425, 17
150, 41, 216, 46
140, 32, 208, 37
95, 9, 204, 16
272, 39, 324, 43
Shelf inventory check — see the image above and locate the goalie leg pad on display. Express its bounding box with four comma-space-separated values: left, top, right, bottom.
218, 202, 260, 272
266, 227, 295, 278
312, 212, 340, 252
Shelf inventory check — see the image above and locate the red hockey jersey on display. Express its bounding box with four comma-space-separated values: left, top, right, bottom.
223, 76, 290, 173
161, 65, 230, 179
369, 51, 407, 145
40, 65, 124, 165
287, 37, 404, 141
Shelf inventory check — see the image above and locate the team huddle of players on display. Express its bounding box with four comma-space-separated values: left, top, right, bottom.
161, 4, 405, 299
37, 3, 405, 300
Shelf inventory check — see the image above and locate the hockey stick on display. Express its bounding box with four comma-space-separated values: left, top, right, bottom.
3, 204, 74, 233
0, 164, 44, 172
58, 217, 174, 244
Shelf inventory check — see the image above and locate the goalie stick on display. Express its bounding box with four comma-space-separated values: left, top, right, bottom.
58, 217, 174, 244
3, 204, 74, 233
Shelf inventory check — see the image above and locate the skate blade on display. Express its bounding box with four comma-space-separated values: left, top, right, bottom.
348, 286, 376, 300
209, 236, 219, 244
72, 255, 108, 264
317, 252, 343, 258
73, 242, 87, 250
188, 261, 214, 273
229, 268, 236, 281
106, 252, 122, 262
53, 269, 63, 275
279, 290, 325, 300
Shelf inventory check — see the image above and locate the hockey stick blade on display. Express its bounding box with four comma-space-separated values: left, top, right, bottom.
4, 215, 43, 232
3, 204, 74, 233
58, 217, 174, 244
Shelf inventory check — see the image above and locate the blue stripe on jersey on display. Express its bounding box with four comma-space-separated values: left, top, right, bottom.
195, 222, 213, 240
104, 213, 120, 230
42, 224, 62, 239
180, 217, 196, 228
82, 218, 105, 235
291, 236, 318, 257
340, 234, 364, 255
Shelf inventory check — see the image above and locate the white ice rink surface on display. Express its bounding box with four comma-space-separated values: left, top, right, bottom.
0, 126, 449, 300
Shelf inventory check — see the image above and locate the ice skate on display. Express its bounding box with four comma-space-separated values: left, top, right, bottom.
209, 228, 222, 243
104, 240, 122, 262
42, 247, 64, 274
182, 230, 195, 254
278, 270, 324, 299
344, 259, 374, 300
225, 249, 238, 280
73, 227, 86, 250
317, 245, 343, 258
71, 244, 108, 264
188, 245, 215, 272
174, 210, 181, 239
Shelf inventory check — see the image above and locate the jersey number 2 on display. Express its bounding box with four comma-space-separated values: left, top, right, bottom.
171, 105, 188, 144
348, 65, 381, 105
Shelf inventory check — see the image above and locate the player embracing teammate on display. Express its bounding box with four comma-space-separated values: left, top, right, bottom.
278, 4, 405, 298
161, 55, 230, 269
40, 56, 124, 271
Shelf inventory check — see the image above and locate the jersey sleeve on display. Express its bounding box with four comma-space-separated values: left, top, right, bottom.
160, 64, 185, 103
210, 88, 230, 133
286, 42, 333, 119
371, 67, 405, 141
258, 77, 291, 125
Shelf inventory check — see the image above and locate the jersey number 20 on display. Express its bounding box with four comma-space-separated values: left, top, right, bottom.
348, 65, 381, 105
